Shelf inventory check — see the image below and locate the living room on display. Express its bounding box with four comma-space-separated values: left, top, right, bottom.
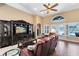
0, 3, 79, 56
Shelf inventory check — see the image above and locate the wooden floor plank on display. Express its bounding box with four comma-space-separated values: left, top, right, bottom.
53, 41, 79, 56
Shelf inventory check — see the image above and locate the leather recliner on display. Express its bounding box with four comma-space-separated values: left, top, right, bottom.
20, 35, 58, 56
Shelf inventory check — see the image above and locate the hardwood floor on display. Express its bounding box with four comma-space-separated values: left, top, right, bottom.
53, 41, 79, 56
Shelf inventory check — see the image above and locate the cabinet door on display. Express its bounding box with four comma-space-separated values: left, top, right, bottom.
1, 21, 11, 47
3, 21, 11, 37
0, 21, 3, 47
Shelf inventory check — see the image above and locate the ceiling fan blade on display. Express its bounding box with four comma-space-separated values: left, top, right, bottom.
50, 3, 58, 8
40, 9, 47, 12
43, 4, 49, 9
48, 3, 50, 6
51, 9, 57, 11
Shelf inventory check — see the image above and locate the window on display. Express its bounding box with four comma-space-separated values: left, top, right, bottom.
68, 23, 79, 37
51, 16, 64, 22
51, 25, 65, 39
43, 25, 65, 39
51, 25, 65, 36
43, 22, 79, 40
44, 25, 50, 34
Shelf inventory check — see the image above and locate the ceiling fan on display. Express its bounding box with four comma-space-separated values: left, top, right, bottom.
40, 3, 58, 14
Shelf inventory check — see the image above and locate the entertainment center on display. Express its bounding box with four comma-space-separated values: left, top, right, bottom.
0, 20, 33, 48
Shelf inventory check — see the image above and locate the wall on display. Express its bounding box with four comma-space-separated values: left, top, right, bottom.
42, 8, 79, 25
0, 4, 34, 24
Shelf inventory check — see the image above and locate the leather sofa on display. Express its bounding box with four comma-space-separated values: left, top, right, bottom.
19, 34, 58, 56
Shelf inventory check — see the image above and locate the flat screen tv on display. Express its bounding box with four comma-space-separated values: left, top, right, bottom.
16, 26, 27, 34
13, 24, 27, 35
13, 25, 27, 38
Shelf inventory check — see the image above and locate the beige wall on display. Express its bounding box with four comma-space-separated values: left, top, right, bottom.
33, 16, 42, 38
42, 8, 79, 26
0, 5, 34, 24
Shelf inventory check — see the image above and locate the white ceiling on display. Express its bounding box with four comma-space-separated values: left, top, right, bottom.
6, 3, 79, 17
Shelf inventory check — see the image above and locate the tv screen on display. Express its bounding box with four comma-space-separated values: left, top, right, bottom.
16, 26, 27, 34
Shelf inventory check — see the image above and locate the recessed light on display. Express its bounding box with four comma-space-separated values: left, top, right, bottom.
40, 12, 44, 14
34, 8, 37, 11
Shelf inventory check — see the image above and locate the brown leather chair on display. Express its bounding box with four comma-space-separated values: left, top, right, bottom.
20, 48, 33, 56
19, 38, 45, 56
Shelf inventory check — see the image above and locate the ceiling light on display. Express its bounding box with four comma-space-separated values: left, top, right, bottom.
34, 8, 37, 11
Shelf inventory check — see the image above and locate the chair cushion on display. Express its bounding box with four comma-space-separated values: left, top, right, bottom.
20, 48, 33, 56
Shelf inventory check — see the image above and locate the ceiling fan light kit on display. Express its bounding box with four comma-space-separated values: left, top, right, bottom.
40, 3, 58, 14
